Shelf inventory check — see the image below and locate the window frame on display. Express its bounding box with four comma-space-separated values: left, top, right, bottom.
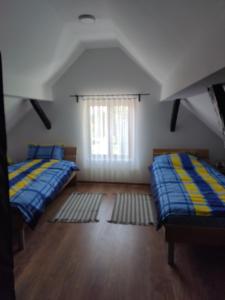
87, 99, 135, 162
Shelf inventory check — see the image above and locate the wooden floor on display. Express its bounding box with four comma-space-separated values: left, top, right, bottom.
14, 183, 225, 300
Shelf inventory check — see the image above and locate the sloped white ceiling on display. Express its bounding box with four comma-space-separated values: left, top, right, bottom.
4, 97, 31, 133
184, 94, 221, 138
168, 67, 225, 140
1, 0, 225, 100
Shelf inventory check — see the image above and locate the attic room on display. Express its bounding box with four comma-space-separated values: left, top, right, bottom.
1, 0, 225, 299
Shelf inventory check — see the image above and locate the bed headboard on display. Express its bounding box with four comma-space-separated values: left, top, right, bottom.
153, 148, 209, 161
64, 147, 77, 163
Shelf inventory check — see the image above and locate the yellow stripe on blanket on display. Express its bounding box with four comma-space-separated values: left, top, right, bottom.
190, 157, 225, 204
175, 169, 211, 215
9, 159, 42, 180
171, 155, 211, 215
170, 154, 183, 169
10, 160, 57, 198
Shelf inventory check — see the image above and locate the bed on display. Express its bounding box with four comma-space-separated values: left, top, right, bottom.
150, 148, 225, 266
11, 146, 79, 251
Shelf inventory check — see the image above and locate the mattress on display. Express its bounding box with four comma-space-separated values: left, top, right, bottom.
9, 159, 79, 226
150, 153, 225, 228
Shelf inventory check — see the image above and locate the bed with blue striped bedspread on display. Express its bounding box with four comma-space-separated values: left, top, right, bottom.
150, 153, 225, 228
9, 159, 78, 227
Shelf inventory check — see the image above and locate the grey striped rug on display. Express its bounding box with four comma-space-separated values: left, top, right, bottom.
109, 193, 154, 225
50, 193, 103, 223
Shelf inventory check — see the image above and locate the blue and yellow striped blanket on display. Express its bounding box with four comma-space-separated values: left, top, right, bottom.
150, 153, 225, 227
9, 159, 79, 226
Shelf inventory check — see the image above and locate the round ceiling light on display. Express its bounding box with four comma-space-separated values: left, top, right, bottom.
78, 14, 96, 24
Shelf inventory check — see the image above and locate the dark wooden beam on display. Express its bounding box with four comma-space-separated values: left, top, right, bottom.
30, 99, 52, 129
170, 99, 181, 132
0, 52, 16, 299
212, 84, 225, 125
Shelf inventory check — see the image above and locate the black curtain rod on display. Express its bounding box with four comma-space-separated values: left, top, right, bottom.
70, 93, 150, 102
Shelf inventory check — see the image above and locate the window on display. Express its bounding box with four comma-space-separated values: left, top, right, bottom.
81, 95, 137, 182
89, 100, 134, 161
78, 95, 135, 163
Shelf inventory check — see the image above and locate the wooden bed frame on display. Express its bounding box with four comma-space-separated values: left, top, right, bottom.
12, 146, 78, 252
152, 148, 225, 266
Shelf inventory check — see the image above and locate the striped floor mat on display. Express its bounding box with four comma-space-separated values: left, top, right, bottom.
109, 193, 154, 225
50, 193, 103, 223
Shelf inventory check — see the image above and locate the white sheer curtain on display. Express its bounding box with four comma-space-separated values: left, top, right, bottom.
79, 95, 139, 182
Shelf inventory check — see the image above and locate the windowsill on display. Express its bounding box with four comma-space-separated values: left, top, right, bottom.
90, 158, 133, 163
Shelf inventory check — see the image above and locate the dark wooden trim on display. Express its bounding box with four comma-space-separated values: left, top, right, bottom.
170, 99, 181, 132
153, 148, 209, 161
212, 84, 225, 125
165, 224, 225, 266
168, 242, 175, 266
0, 52, 16, 299
30, 99, 51, 129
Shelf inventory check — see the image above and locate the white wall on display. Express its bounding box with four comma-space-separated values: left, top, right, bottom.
4, 97, 31, 133
161, 20, 225, 100
7, 48, 225, 183
184, 93, 221, 138
4, 75, 53, 100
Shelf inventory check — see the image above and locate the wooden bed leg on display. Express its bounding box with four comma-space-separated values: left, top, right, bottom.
18, 228, 25, 251
168, 242, 175, 266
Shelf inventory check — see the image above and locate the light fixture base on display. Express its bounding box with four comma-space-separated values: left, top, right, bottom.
78, 14, 96, 24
